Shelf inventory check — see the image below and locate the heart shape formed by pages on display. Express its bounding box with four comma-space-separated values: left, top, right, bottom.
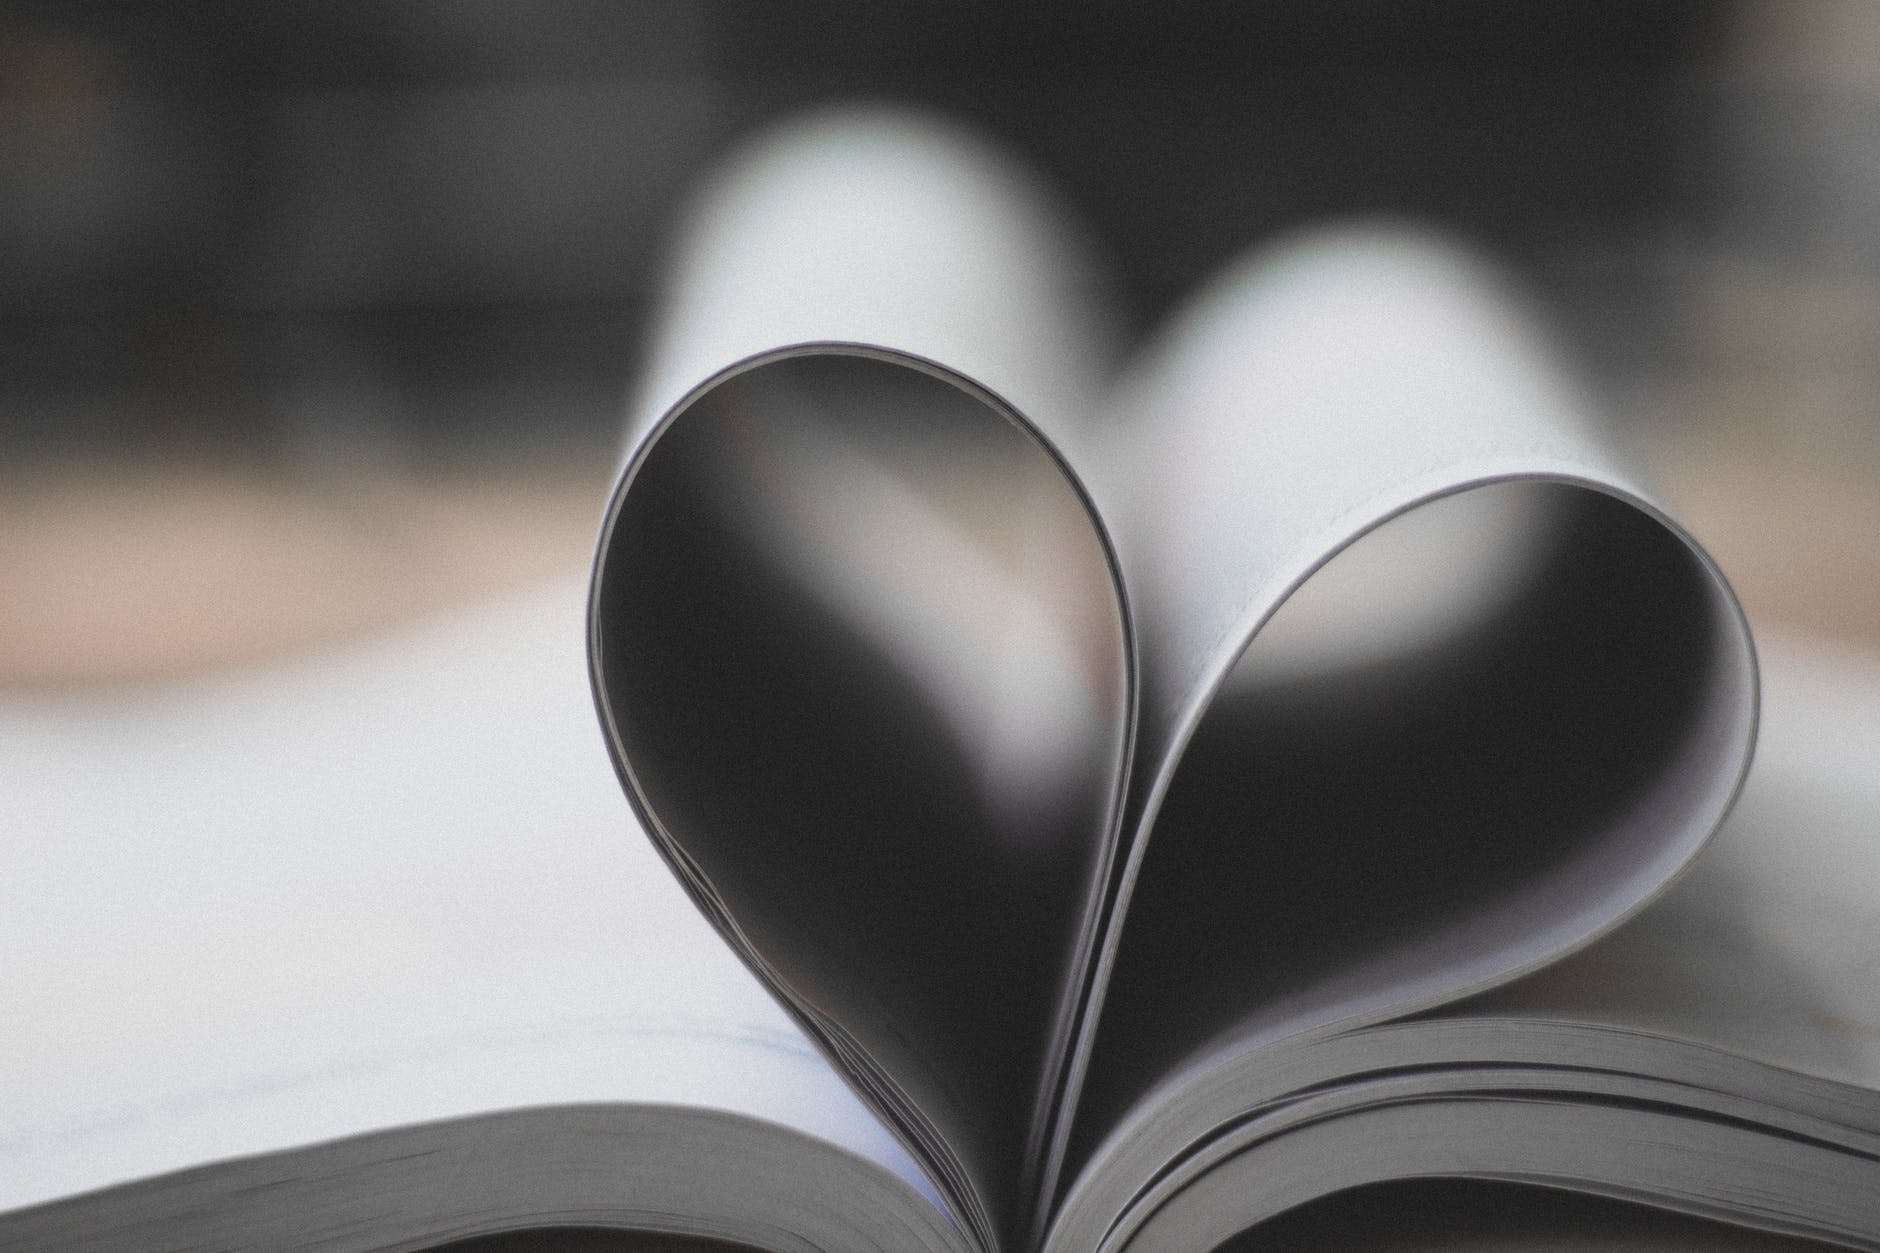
586, 110, 1756, 1253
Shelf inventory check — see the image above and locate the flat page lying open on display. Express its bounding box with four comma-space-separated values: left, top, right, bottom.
0, 582, 946, 1250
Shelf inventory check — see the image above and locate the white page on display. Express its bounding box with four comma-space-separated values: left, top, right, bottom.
0, 579, 932, 1215
590, 106, 1131, 1251
1061, 225, 1759, 1174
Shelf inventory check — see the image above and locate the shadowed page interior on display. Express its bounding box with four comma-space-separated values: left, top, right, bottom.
1074, 479, 1729, 1153
591, 350, 1129, 1242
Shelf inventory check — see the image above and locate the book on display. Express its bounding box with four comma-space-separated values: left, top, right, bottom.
4, 105, 1878, 1251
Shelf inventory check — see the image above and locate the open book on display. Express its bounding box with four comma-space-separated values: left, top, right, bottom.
5, 107, 1879, 1251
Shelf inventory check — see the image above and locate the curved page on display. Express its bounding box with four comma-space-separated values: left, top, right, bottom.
588, 108, 1132, 1252
1109, 1092, 1878, 1253
1220, 1177, 1844, 1253
1454, 627, 1880, 1087
1064, 225, 1757, 1174
1048, 623, 1880, 1248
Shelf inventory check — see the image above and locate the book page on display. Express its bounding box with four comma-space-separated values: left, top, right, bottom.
1218, 1177, 1840, 1253
588, 107, 1132, 1251
0, 579, 933, 1220
1062, 227, 1758, 1172
1045, 624, 1880, 1253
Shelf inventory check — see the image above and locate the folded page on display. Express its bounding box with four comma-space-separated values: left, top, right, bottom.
1066, 226, 1756, 1177
590, 107, 1132, 1249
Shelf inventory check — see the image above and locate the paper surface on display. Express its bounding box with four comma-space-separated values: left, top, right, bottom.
0, 580, 931, 1217
590, 107, 1133, 1250
1064, 226, 1758, 1171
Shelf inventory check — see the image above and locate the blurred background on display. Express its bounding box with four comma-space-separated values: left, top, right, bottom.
3, 0, 1877, 688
